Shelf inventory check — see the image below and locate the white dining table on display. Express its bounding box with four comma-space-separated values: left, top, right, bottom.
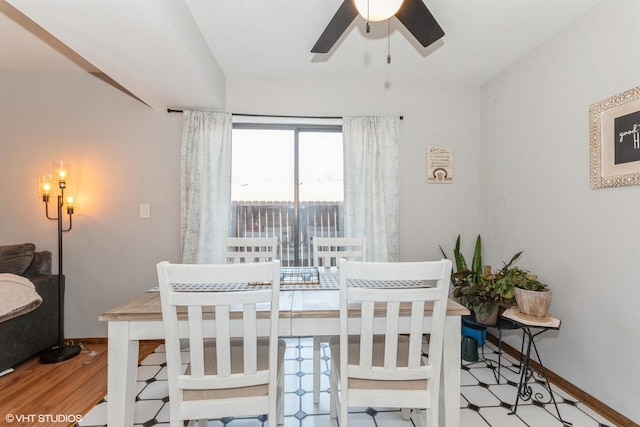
99, 276, 468, 427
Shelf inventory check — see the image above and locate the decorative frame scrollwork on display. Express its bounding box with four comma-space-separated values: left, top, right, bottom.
590, 86, 640, 188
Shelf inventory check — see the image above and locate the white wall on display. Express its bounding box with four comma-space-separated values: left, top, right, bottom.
0, 70, 481, 337
480, 0, 640, 421
0, 70, 184, 338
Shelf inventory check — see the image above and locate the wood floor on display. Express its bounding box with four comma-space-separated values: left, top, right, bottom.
0, 339, 161, 427
1, 337, 636, 427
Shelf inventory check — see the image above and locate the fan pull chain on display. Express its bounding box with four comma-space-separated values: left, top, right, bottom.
387, 19, 391, 64
366, 0, 371, 33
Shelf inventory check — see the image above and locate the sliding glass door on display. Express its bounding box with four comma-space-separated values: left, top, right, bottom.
231, 125, 343, 266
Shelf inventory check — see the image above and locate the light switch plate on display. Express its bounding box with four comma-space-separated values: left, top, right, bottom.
139, 204, 151, 219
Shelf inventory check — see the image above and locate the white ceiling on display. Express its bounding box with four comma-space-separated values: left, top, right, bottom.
1, 0, 605, 110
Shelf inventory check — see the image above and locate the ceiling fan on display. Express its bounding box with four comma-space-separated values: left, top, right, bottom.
311, 0, 444, 54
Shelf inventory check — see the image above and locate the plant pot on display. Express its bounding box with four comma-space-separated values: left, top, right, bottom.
474, 308, 499, 325
461, 336, 479, 362
514, 287, 552, 317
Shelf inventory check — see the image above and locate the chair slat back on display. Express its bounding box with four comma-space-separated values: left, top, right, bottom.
157, 261, 280, 396
224, 237, 278, 263
338, 259, 452, 383
313, 236, 366, 267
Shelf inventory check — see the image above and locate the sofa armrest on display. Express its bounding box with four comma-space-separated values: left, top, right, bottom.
0, 273, 60, 371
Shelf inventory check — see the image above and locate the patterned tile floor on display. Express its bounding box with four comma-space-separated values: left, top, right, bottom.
79, 337, 618, 427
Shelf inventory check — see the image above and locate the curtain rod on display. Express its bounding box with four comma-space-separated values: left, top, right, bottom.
167, 109, 403, 120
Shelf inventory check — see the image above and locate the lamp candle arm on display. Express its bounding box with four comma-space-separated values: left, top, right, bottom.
44, 201, 57, 221
42, 187, 73, 231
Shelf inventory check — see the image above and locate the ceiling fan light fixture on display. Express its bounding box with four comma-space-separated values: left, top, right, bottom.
353, 0, 404, 22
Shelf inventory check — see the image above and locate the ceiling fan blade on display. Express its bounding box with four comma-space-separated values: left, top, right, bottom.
311, 0, 358, 53
395, 0, 445, 48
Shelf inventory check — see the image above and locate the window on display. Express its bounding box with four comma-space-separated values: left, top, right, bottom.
231, 124, 343, 266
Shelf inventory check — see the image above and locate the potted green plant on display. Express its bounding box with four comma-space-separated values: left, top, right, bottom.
439, 234, 482, 311
441, 236, 549, 324
508, 265, 551, 318
440, 235, 512, 325
461, 252, 526, 325
473, 250, 551, 319
460, 269, 510, 325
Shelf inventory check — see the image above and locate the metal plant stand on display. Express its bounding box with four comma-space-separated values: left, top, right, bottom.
461, 314, 524, 383
503, 309, 571, 426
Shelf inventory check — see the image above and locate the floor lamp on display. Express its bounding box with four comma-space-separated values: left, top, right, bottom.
37, 161, 81, 363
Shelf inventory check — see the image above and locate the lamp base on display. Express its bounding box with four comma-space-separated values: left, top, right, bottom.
39, 344, 81, 364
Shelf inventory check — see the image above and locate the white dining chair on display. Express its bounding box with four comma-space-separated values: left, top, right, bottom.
310, 236, 366, 403
329, 258, 452, 427
223, 236, 278, 264
156, 260, 284, 427
312, 236, 366, 268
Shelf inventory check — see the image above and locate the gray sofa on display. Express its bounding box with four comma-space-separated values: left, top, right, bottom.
0, 243, 60, 372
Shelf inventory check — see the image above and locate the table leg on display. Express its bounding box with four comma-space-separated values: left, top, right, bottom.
442, 315, 461, 427
313, 337, 321, 403
108, 321, 139, 427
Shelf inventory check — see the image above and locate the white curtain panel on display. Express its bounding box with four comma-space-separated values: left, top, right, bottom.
343, 116, 400, 262
180, 110, 232, 264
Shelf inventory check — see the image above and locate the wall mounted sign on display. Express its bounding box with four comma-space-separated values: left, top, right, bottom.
590, 86, 640, 188
426, 145, 453, 183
